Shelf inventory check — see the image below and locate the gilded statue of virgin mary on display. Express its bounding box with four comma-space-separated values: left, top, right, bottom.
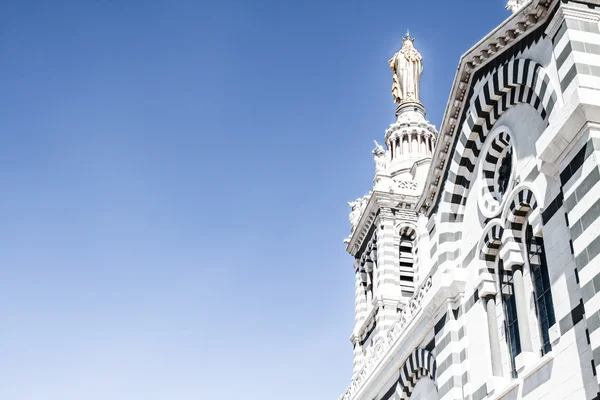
388, 33, 423, 104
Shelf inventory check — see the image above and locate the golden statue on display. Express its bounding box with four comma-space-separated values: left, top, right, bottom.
388, 32, 423, 104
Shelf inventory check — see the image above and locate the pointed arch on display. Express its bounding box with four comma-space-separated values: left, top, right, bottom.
436, 58, 558, 270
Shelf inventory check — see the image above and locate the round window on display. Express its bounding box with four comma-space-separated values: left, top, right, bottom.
478, 128, 515, 218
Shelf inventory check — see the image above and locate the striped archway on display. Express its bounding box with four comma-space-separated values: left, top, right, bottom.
436, 58, 558, 271
479, 219, 505, 263
501, 184, 542, 243
398, 224, 417, 240
393, 348, 437, 399
479, 128, 514, 217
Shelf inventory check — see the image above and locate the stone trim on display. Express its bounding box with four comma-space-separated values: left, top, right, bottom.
434, 58, 556, 273
417, 0, 557, 214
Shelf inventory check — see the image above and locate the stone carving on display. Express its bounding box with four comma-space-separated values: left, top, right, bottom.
339, 274, 433, 400
506, 0, 528, 13
388, 32, 423, 104
396, 180, 418, 191
347, 195, 370, 234
372, 140, 388, 175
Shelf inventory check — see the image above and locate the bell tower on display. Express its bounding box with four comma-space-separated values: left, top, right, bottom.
344, 33, 438, 376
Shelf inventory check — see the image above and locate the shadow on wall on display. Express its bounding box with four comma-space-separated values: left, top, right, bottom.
410, 378, 439, 400
522, 358, 553, 396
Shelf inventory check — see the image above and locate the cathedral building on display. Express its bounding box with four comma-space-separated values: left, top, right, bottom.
339, 0, 600, 399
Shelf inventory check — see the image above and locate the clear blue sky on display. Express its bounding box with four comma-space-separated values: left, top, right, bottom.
0, 1, 509, 399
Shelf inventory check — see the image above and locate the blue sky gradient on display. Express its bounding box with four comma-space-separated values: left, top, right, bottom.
1, 1, 509, 399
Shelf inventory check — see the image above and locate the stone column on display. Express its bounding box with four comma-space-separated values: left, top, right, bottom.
353, 260, 367, 330
511, 266, 533, 352
365, 258, 374, 306
351, 336, 363, 375
486, 296, 502, 376
500, 239, 535, 371
351, 259, 368, 375
478, 273, 502, 377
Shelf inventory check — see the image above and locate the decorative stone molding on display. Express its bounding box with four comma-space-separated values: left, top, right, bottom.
345, 193, 371, 244
478, 127, 515, 218
338, 274, 434, 400
559, 3, 600, 24
417, 0, 554, 214
479, 219, 505, 262
395, 348, 437, 399
528, 206, 543, 236
477, 272, 498, 298
499, 240, 525, 271
396, 180, 418, 191
346, 191, 420, 257
338, 265, 468, 400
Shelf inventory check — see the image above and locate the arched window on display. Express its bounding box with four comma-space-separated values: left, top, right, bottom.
525, 224, 556, 355
399, 235, 415, 294
499, 259, 521, 378
398, 226, 417, 296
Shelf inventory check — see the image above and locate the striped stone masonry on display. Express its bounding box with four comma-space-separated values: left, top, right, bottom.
339, 2, 600, 399
375, 208, 404, 338
561, 126, 600, 390
550, 4, 600, 96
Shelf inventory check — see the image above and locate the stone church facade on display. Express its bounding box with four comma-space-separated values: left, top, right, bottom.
340, 1, 600, 399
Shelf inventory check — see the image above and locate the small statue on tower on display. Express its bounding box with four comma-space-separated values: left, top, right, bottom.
388, 31, 423, 104
372, 140, 388, 175
347, 195, 370, 233
506, 0, 528, 13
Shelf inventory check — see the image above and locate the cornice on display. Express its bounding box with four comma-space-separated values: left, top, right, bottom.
346, 191, 420, 257
562, 1, 600, 22
416, 0, 556, 214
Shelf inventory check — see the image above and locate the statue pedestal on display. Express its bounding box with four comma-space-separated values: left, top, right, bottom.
395, 101, 425, 120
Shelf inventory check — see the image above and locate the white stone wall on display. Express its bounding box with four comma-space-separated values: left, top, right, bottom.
340, 2, 600, 400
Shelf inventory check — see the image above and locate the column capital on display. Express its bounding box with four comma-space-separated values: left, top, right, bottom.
477, 272, 498, 298
378, 296, 401, 308
528, 207, 543, 236
499, 240, 524, 271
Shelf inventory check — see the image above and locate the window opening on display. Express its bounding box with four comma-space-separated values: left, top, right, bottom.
498, 148, 512, 195
526, 224, 556, 355
399, 235, 415, 295
500, 259, 521, 378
